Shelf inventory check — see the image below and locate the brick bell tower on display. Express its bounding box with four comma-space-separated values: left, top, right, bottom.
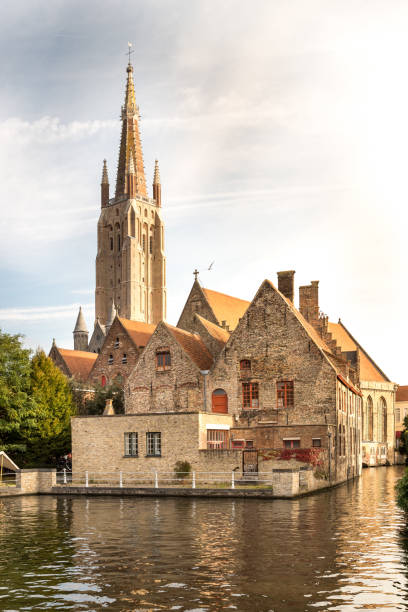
94, 60, 166, 327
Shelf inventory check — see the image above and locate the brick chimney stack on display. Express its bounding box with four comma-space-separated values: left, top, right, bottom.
299, 281, 319, 323
277, 270, 295, 303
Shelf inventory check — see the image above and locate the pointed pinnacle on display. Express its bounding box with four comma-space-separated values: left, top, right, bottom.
153, 159, 161, 184
73, 306, 88, 333
102, 159, 109, 184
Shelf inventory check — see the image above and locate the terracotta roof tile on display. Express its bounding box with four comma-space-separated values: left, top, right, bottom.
397, 386, 408, 402
202, 287, 250, 330
165, 323, 213, 370
118, 317, 156, 347
58, 348, 97, 381
327, 321, 388, 383
194, 314, 230, 345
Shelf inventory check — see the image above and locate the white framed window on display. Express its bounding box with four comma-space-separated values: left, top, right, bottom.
124, 432, 138, 456
147, 432, 161, 456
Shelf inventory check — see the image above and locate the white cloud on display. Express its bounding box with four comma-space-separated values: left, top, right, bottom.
0, 116, 117, 145
0, 303, 93, 322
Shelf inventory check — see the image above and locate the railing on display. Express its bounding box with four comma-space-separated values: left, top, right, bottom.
0, 472, 17, 487
56, 470, 276, 490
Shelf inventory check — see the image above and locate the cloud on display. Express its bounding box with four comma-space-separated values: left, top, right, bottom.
0, 116, 117, 145
0, 303, 93, 322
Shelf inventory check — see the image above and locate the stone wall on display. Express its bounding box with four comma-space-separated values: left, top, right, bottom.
16, 469, 56, 493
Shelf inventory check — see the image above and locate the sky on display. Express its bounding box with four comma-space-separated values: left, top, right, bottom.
0, 0, 406, 383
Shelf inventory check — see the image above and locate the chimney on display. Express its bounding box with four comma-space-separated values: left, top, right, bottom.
277, 270, 295, 302
299, 281, 319, 323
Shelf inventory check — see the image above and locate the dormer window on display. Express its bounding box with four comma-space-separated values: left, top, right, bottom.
156, 350, 171, 371
240, 359, 251, 371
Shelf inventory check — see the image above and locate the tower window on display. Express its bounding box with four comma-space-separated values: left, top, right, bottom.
117, 235, 121, 251
149, 237, 153, 254
114, 337, 119, 348
142, 235, 146, 251
108, 354, 113, 365
110, 237, 113, 250
122, 353, 127, 364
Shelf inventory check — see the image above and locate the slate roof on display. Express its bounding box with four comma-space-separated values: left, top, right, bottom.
118, 317, 156, 348
57, 348, 97, 380
327, 321, 389, 383
165, 323, 213, 370
202, 287, 250, 330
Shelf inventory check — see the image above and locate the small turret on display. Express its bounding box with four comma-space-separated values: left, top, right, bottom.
101, 159, 109, 208
153, 159, 161, 207
73, 307, 89, 351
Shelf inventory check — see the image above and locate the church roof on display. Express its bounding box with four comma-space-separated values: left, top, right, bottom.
194, 313, 230, 345
397, 386, 408, 402
327, 321, 389, 383
57, 348, 97, 380
73, 307, 88, 333
202, 287, 250, 331
165, 323, 213, 370
118, 317, 156, 348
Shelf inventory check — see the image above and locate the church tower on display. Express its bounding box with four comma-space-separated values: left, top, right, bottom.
95, 60, 166, 326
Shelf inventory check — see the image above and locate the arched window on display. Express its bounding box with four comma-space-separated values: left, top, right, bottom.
101, 375, 106, 387
117, 234, 121, 251
212, 389, 228, 414
367, 396, 373, 441
362, 403, 366, 441
240, 359, 251, 371
378, 397, 387, 443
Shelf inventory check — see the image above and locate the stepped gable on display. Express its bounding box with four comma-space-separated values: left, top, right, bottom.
202, 287, 250, 331
165, 323, 213, 370
327, 321, 389, 383
397, 386, 408, 401
56, 348, 97, 380
118, 317, 156, 348
194, 313, 230, 345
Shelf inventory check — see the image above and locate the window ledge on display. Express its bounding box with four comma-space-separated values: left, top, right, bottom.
145, 454, 162, 458
123, 455, 138, 458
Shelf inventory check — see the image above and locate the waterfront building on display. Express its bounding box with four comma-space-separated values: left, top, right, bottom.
395, 385, 408, 457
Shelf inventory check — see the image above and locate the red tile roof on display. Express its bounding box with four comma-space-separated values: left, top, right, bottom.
118, 317, 156, 347
58, 348, 97, 381
165, 324, 213, 370
195, 314, 230, 345
397, 386, 408, 402
327, 322, 389, 383
202, 288, 250, 330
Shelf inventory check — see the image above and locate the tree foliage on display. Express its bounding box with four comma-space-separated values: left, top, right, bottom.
0, 330, 36, 455
399, 416, 408, 455
23, 350, 75, 466
81, 382, 124, 415
396, 468, 408, 512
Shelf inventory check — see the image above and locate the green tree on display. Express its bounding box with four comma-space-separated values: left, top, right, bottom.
0, 330, 35, 456
23, 350, 75, 466
399, 416, 408, 456
396, 468, 408, 512
83, 382, 124, 415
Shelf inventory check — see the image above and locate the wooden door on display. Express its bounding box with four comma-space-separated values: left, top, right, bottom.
212, 389, 228, 414
243, 449, 258, 474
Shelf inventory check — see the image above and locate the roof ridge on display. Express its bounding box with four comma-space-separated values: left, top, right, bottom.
202, 287, 250, 303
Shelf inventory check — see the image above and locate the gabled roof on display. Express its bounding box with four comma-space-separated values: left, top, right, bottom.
327, 321, 389, 383
0, 451, 19, 471
397, 386, 408, 402
57, 348, 97, 380
118, 317, 156, 347
202, 287, 250, 330
194, 314, 230, 345
165, 323, 213, 370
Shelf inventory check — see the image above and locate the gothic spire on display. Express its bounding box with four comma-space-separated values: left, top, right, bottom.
153, 159, 161, 207
115, 61, 147, 199
73, 306, 88, 333
101, 159, 109, 208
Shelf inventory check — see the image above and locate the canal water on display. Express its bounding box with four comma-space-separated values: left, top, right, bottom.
1, 466, 407, 611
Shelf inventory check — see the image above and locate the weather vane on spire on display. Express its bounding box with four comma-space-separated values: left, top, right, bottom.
126, 42, 134, 64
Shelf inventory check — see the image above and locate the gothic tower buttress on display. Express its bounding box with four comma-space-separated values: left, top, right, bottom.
95, 61, 166, 326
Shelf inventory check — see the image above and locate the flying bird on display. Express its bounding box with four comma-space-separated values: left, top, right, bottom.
208, 261, 215, 271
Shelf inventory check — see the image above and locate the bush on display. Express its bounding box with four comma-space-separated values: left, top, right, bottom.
174, 460, 192, 479
396, 468, 408, 512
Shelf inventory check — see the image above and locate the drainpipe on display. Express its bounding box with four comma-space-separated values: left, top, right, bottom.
328, 430, 332, 484
200, 370, 210, 412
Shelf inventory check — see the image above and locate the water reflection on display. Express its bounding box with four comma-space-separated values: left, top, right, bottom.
0, 467, 406, 611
